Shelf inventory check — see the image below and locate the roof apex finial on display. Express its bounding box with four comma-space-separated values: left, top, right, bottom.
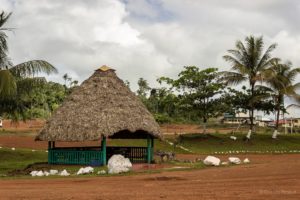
96, 65, 115, 72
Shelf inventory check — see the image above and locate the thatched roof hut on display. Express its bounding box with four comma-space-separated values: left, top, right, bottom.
36, 65, 161, 142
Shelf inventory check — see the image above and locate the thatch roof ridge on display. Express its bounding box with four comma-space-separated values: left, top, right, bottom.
36, 67, 161, 141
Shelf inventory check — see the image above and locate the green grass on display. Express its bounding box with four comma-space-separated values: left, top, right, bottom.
0, 148, 47, 176
175, 133, 300, 154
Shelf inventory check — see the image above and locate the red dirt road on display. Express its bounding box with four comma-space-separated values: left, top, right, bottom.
0, 154, 300, 200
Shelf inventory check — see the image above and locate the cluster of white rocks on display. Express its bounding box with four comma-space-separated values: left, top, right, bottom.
30, 169, 62, 177
30, 155, 133, 177
203, 156, 250, 166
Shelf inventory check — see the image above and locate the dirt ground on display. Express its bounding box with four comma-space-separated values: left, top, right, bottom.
0, 154, 299, 200
1, 123, 299, 199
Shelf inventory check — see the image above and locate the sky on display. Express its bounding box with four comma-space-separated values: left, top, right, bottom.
1, 0, 300, 117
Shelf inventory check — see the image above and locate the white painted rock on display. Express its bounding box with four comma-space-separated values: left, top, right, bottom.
36, 171, 44, 177
30, 171, 38, 177
243, 158, 250, 164
59, 169, 70, 176
97, 170, 106, 175
230, 136, 237, 141
77, 166, 94, 175
228, 157, 241, 164
107, 154, 132, 174
44, 171, 50, 176
11, 147, 15, 151
203, 156, 220, 166
49, 169, 58, 175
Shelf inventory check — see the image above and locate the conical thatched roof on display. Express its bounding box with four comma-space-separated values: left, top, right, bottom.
36, 65, 161, 142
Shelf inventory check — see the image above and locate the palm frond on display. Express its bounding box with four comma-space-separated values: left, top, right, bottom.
0, 11, 12, 28
0, 69, 16, 98
255, 85, 274, 93
10, 60, 58, 77
286, 67, 300, 82
219, 71, 247, 85
257, 43, 277, 70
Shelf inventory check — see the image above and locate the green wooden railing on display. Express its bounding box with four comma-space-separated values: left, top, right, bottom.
48, 136, 154, 165
107, 146, 149, 163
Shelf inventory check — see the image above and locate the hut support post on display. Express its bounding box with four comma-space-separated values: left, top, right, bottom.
151, 137, 154, 161
101, 137, 107, 165
147, 136, 153, 164
48, 141, 51, 150
48, 141, 52, 164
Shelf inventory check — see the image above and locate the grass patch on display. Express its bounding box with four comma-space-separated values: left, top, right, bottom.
0, 148, 47, 176
175, 133, 300, 154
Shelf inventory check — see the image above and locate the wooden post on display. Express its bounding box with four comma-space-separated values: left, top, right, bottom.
151, 137, 154, 161
101, 137, 107, 165
52, 141, 55, 148
147, 136, 152, 164
48, 141, 51, 164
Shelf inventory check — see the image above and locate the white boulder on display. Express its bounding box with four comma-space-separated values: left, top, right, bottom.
11, 147, 15, 151
203, 156, 220, 166
44, 171, 50, 176
107, 155, 132, 174
230, 136, 237, 141
243, 158, 250, 164
36, 171, 44, 177
30, 171, 38, 177
49, 169, 58, 175
77, 166, 94, 175
59, 169, 70, 176
228, 157, 241, 164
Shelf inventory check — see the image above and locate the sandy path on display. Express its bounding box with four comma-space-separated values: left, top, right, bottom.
0, 154, 299, 200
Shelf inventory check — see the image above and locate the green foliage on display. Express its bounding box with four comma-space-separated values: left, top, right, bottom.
137, 77, 150, 97
0, 11, 58, 120
159, 66, 225, 124
154, 113, 172, 124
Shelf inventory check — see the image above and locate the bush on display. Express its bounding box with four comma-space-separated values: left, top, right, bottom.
154, 113, 172, 124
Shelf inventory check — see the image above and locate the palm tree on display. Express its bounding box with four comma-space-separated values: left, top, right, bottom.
222, 35, 278, 139
0, 11, 57, 120
265, 60, 300, 138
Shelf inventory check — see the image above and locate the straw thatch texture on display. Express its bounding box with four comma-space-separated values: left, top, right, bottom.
36, 67, 161, 141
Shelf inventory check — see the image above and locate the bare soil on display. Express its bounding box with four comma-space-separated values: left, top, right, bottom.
0, 154, 299, 199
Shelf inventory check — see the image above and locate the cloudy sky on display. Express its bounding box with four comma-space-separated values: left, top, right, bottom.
1, 0, 300, 116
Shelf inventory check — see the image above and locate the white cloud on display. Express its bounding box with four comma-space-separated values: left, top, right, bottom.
1, 0, 300, 99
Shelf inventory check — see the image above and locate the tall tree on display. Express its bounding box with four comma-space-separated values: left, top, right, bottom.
159, 66, 224, 133
264, 60, 300, 138
0, 11, 57, 120
137, 78, 150, 97
222, 35, 278, 139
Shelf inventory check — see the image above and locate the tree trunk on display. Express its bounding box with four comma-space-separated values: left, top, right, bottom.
273, 96, 282, 139
203, 118, 207, 134
249, 83, 255, 133
247, 82, 255, 141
